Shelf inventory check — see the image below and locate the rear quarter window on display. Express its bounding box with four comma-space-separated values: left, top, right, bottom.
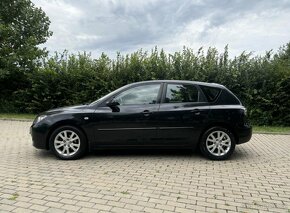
200, 86, 221, 102
216, 89, 241, 105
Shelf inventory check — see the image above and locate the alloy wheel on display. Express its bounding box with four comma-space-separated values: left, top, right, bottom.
206, 130, 231, 156
54, 130, 81, 157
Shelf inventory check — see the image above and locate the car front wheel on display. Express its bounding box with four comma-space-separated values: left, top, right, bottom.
199, 127, 236, 160
49, 126, 87, 160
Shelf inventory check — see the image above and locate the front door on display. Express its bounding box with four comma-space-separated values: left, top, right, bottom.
91, 83, 162, 147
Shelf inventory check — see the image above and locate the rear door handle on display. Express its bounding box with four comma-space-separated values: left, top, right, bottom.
191, 109, 201, 115
143, 110, 152, 117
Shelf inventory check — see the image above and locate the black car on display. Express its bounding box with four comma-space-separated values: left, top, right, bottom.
31, 80, 252, 160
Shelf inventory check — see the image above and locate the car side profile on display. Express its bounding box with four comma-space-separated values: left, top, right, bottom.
31, 80, 252, 160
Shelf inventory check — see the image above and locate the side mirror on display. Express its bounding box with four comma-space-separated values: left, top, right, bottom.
106, 100, 120, 112
106, 100, 119, 107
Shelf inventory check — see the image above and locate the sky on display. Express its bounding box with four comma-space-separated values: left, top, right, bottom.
31, 0, 290, 58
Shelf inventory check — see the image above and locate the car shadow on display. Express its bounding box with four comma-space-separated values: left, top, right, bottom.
34, 146, 255, 161
88, 148, 198, 158
229, 147, 257, 161
33, 149, 55, 159
32, 148, 202, 161
87, 146, 256, 161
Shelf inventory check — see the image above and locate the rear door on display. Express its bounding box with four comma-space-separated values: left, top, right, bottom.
155, 83, 210, 146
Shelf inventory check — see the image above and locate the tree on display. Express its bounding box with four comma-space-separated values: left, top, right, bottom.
0, 0, 52, 107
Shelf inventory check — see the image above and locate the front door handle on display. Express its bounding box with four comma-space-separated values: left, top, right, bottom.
191, 109, 201, 115
143, 110, 152, 117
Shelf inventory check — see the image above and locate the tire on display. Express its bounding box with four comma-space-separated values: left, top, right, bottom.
49, 126, 87, 160
199, 127, 236, 160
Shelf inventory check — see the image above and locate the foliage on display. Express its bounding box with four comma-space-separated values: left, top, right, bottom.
1, 43, 288, 126
0, 0, 52, 103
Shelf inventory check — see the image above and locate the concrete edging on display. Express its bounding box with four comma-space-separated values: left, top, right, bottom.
0, 118, 33, 122
253, 131, 290, 135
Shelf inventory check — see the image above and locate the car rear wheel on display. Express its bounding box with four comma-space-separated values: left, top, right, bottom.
199, 127, 236, 160
49, 126, 87, 160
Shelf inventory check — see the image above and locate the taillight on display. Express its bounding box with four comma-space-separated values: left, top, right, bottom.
243, 108, 247, 116
240, 107, 247, 116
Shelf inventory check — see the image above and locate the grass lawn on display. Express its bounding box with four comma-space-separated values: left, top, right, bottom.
0, 113, 36, 120
253, 126, 290, 134
0, 113, 289, 134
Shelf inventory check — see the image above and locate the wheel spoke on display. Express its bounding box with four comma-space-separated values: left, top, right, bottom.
71, 143, 80, 148
217, 131, 221, 139
62, 147, 66, 155
70, 145, 77, 152
221, 141, 230, 147
61, 146, 66, 154
209, 134, 215, 140
69, 132, 76, 139
70, 136, 78, 142
208, 144, 215, 148
209, 145, 217, 152
56, 143, 64, 149
66, 146, 70, 155
217, 146, 221, 155
59, 133, 65, 140
219, 132, 225, 140
207, 138, 215, 143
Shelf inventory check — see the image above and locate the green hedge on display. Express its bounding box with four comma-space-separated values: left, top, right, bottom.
1, 44, 290, 126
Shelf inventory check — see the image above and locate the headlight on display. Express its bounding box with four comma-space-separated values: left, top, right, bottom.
35, 115, 47, 124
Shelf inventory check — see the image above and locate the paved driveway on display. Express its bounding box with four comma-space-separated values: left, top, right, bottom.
0, 120, 289, 213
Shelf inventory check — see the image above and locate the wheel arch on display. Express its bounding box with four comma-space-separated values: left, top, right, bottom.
198, 122, 239, 145
46, 120, 88, 150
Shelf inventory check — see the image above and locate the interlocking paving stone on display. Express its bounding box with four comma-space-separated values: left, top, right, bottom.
0, 120, 289, 212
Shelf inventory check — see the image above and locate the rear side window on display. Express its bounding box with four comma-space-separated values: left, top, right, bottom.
165, 84, 199, 103
216, 89, 241, 105
200, 86, 221, 102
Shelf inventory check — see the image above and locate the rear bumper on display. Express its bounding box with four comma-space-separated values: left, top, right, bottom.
236, 124, 252, 144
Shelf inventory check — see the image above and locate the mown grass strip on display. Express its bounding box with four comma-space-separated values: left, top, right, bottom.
0, 113, 36, 120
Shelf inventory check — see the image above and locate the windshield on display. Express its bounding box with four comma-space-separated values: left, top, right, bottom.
89, 84, 130, 106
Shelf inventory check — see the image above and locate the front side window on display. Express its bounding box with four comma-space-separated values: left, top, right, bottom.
114, 84, 160, 105
165, 84, 199, 103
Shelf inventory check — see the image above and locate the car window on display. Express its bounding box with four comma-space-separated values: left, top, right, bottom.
200, 86, 221, 102
165, 84, 199, 103
114, 84, 160, 105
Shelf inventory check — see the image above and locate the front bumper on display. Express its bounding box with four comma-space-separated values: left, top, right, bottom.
30, 125, 48, 150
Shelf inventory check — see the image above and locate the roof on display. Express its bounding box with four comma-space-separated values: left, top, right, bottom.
128, 80, 225, 89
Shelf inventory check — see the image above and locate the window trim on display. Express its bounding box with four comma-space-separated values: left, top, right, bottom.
160, 83, 207, 104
